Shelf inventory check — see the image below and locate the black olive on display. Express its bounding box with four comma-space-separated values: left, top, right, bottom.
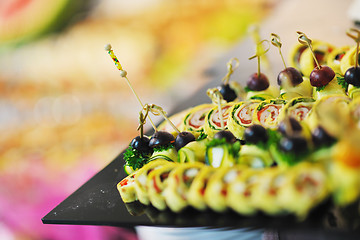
175, 131, 196, 151
247, 73, 269, 91
277, 67, 303, 87
149, 131, 175, 148
214, 130, 237, 143
277, 117, 303, 136
130, 136, 153, 155
279, 136, 308, 154
244, 124, 268, 144
344, 67, 360, 87
218, 83, 237, 102
312, 126, 336, 148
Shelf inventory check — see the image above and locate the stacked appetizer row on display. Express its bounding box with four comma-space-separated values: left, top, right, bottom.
109, 30, 360, 220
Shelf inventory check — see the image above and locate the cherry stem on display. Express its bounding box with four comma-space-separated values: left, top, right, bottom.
207, 88, 225, 129
105, 44, 157, 130
222, 58, 239, 85
271, 33, 287, 68
249, 40, 270, 78
145, 104, 180, 134
297, 31, 321, 69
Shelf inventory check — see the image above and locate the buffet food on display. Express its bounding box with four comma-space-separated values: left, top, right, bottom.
107, 29, 360, 221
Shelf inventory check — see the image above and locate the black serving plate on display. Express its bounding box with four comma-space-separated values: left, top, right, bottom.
42, 63, 360, 239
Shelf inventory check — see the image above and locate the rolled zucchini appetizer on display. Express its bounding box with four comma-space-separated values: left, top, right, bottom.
252, 168, 288, 216
238, 144, 274, 168
204, 165, 247, 212
278, 97, 315, 122
227, 100, 260, 139
188, 165, 217, 210
147, 162, 178, 210
117, 170, 138, 203
204, 102, 234, 138
280, 77, 313, 100
253, 99, 286, 129
340, 45, 360, 75
183, 104, 213, 137
327, 45, 350, 74
163, 162, 204, 212
227, 168, 262, 216
205, 138, 241, 168
178, 138, 209, 163
313, 76, 347, 100
277, 162, 330, 220
134, 159, 170, 205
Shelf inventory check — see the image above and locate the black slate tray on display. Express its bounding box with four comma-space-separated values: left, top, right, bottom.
42, 66, 360, 239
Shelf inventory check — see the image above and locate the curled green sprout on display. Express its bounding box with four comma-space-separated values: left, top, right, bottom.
222, 57, 240, 85
206, 88, 226, 129
271, 33, 287, 68
249, 39, 270, 77
346, 28, 360, 68
297, 31, 321, 69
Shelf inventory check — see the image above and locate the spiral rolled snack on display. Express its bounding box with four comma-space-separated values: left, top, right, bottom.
147, 162, 178, 210
163, 162, 205, 212
253, 99, 286, 129
134, 159, 171, 205
204, 88, 234, 138
182, 104, 213, 137
278, 97, 315, 122
117, 170, 138, 203
327, 45, 350, 74
227, 100, 261, 139
204, 165, 246, 212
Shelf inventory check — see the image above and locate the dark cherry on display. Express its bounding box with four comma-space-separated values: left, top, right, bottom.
175, 131, 196, 151
214, 130, 237, 144
279, 136, 308, 154
277, 117, 303, 136
344, 67, 360, 87
277, 67, 303, 87
130, 136, 153, 154
247, 73, 269, 91
312, 126, 336, 148
149, 131, 175, 148
218, 83, 237, 102
309, 65, 335, 87
244, 124, 268, 144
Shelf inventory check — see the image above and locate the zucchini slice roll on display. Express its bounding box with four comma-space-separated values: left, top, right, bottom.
178, 138, 209, 163
253, 99, 286, 129
280, 77, 313, 100
238, 145, 273, 168
147, 162, 178, 210
278, 162, 329, 220
204, 165, 246, 212
151, 147, 178, 162
278, 97, 315, 122
205, 139, 241, 168
305, 95, 351, 134
340, 45, 360, 75
298, 41, 335, 78
348, 85, 360, 99
204, 102, 234, 138
326, 46, 350, 74
188, 165, 216, 210
227, 168, 262, 216
134, 159, 171, 205
252, 168, 288, 216
313, 76, 347, 100
183, 104, 214, 137
117, 170, 138, 203
163, 162, 204, 212
227, 100, 261, 139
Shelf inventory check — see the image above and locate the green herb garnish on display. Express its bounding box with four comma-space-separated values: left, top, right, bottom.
123, 146, 150, 170
316, 85, 326, 91
153, 143, 174, 153
336, 74, 348, 90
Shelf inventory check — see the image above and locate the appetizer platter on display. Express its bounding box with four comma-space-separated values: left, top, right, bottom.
115, 29, 360, 223
43, 29, 360, 237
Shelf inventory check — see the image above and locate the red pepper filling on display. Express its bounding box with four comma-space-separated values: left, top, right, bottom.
213, 106, 231, 128
257, 105, 282, 123
120, 178, 129, 187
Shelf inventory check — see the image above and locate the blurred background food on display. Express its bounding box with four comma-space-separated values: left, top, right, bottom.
0, 0, 276, 239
